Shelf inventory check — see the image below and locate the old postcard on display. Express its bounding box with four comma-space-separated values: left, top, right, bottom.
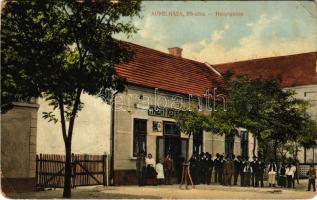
1, 1, 317, 199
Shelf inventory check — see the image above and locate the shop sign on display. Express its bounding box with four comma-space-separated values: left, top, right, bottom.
148, 105, 184, 118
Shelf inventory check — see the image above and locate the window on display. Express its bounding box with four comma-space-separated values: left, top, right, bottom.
133, 118, 147, 157
163, 122, 180, 137
225, 134, 234, 159
240, 131, 249, 159
193, 130, 203, 155
163, 122, 180, 156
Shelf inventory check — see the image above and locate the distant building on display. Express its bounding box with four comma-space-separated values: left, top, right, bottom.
214, 52, 317, 163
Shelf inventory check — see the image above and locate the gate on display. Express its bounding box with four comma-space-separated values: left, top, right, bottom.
298, 163, 317, 178
36, 154, 108, 190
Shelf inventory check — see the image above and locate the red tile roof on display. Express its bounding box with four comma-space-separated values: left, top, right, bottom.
115, 41, 225, 96
214, 52, 317, 88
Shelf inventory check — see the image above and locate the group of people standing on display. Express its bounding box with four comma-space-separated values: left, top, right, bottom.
189, 153, 305, 188
267, 160, 297, 188
136, 151, 316, 191
136, 152, 176, 186
189, 153, 266, 187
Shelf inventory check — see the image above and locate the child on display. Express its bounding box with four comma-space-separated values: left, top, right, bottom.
155, 159, 165, 185
307, 164, 316, 191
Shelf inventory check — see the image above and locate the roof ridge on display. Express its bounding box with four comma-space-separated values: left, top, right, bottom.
212, 50, 317, 88
118, 39, 208, 65
214, 51, 317, 66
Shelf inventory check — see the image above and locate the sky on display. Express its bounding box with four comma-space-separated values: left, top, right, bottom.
115, 1, 316, 64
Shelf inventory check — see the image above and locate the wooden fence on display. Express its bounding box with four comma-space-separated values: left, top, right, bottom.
36, 154, 108, 190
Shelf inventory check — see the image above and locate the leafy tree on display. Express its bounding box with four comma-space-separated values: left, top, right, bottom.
225, 76, 317, 161
224, 76, 279, 157
294, 116, 317, 160
204, 108, 239, 137
297, 116, 317, 148
258, 87, 317, 161
1, 0, 141, 197
176, 74, 317, 163
176, 108, 206, 139
176, 100, 238, 158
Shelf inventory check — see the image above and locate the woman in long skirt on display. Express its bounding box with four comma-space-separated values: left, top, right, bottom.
268, 160, 277, 187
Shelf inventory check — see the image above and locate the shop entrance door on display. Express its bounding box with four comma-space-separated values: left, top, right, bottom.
156, 122, 188, 183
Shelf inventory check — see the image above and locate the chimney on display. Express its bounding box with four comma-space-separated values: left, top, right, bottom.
168, 47, 182, 57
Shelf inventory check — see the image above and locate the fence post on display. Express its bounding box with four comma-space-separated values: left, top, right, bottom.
71, 153, 75, 188
39, 154, 43, 190
107, 154, 110, 186
35, 155, 39, 191
103, 154, 106, 186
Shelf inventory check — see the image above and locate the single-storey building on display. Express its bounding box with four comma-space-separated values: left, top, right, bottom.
111, 42, 255, 185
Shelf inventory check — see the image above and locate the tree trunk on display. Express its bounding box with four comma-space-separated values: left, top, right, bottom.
262, 142, 268, 161
63, 139, 72, 198
273, 141, 277, 161
252, 135, 256, 157
186, 133, 191, 162
60, 88, 82, 198
279, 144, 285, 163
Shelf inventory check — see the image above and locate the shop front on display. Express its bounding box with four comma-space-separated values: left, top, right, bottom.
112, 86, 194, 185
156, 121, 188, 183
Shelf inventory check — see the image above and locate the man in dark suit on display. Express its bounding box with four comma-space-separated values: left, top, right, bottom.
214, 153, 221, 184
240, 157, 247, 186
136, 150, 146, 186
250, 156, 258, 187
257, 158, 265, 187
219, 154, 224, 184
163, 154, 174, 185
233, 155, 241, 185
200, 152, 208, 184
189, 154, 198, 184
205, 152, 214, 184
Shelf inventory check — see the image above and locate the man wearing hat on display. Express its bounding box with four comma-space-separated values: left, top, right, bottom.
214, 153, 221, 183
136, 150, 146, 186
189, 154, 198, 184
307, 164, 316, 191
233, 155, 241, 185
250, 156, 258, 187
257, 157, 265, 187
223, 154, 234, 186
205, 152, 214, 185
240, 157, 247, 186
200, 152, 208, 184
219, 154, 225, 184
